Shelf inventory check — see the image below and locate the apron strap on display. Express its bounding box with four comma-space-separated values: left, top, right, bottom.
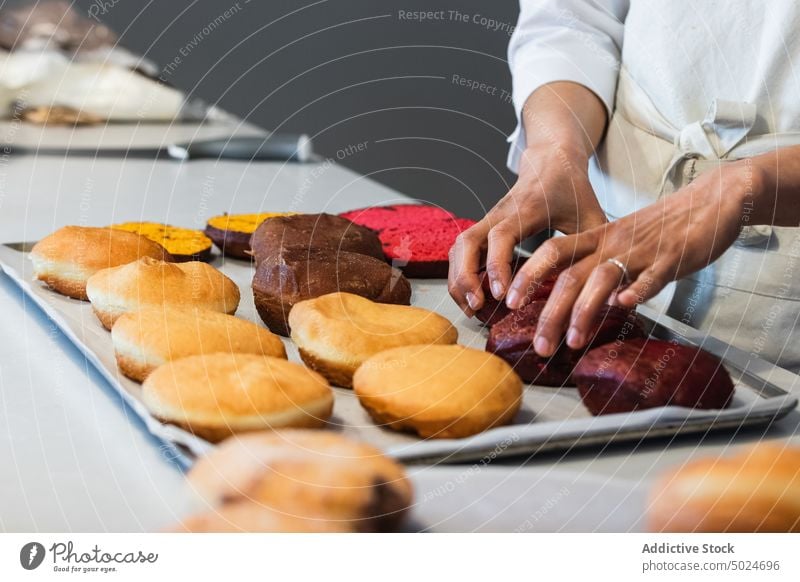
615, 68, 779, 247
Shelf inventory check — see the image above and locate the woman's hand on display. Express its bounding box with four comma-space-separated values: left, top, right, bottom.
448, 145, 607, 315
448, 81, 609, 316
509, 159, 761, 357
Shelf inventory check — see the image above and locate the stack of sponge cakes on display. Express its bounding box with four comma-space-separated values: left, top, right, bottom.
29, 209, 524, 532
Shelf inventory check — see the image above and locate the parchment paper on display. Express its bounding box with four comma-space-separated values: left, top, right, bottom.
1, 244, 795, 468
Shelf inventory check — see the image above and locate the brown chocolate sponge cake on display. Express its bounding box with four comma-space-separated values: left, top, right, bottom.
486, 301, 646, 386
204, 212, 295, 259
573, 338, 734, 415
249, 213, 384, 265
252, 249, 411, 336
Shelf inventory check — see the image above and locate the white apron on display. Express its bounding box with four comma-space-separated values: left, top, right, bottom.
589, 67, 800, 372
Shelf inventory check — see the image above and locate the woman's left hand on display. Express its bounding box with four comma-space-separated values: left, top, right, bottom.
505, 159, 762, 357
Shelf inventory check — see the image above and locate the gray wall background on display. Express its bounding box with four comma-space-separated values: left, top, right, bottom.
73, 0, 521, 220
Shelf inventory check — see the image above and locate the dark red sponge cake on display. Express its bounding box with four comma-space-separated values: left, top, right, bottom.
486, 301, 646, 386
340, 204, 476, 278
573, 338, 734, 415
475, 270, 558, 327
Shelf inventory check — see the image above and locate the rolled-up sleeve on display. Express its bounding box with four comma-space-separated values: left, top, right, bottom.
507, 0, 628, 172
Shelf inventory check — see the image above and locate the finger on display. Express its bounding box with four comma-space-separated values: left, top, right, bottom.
533, 262, 595, 357
448, 221, 490, 315
485, 216, 540, 300
566, 260, 626, 349
506, 231, 599, 310
615, 265, 670, 308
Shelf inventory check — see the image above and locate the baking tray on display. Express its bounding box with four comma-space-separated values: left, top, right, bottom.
1, 242, 796, 467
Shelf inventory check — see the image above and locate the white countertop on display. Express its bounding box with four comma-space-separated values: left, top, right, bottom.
1, 121, 798, 532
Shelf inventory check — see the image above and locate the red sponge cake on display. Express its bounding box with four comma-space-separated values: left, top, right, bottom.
340, 204, 476, 278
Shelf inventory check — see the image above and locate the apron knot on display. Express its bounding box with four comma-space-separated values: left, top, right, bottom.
658, 99, 757, 195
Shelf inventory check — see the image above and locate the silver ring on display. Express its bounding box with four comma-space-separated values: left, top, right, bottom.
606, 258, 631, 285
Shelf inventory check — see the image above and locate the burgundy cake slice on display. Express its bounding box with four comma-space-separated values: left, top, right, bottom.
340, 204, 476, 278
475, 270, 558, 327
486, 301, 646, 386
573, 338, 734, 415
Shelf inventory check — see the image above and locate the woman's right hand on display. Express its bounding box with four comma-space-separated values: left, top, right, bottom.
448, 142, 607, 315
448, 81, 610, 316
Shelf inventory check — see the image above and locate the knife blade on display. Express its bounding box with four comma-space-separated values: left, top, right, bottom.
4, 241, 36, 252
5, 134, 314, 162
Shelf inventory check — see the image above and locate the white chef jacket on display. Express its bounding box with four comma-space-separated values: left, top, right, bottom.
508, 0, 800, 170
506, 0, 800, 370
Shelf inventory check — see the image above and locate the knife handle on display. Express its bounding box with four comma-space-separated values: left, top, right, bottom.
168, 134, 313, 162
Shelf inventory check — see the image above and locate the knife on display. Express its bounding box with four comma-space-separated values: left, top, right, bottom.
4, 241, 36, 253
5, 134, 314, 162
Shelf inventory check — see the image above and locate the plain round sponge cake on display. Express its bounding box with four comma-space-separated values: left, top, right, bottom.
289, 292, 458, 387
111, 307, 287, 382
173, 501, 354, 533
340, 204, 477, 278
353, 344, 523, 439
647, 443, 800, 532
142, 354, 334, 443
86, 257, 240, 330
186, 430, 413, 531
29, 226, 172, 300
